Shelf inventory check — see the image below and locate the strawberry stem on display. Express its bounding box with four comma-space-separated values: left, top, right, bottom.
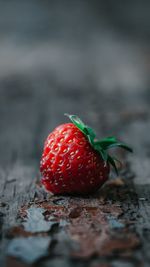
65, 114, 133, 175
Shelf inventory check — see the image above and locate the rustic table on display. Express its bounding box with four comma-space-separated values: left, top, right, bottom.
0, 82, 150, 267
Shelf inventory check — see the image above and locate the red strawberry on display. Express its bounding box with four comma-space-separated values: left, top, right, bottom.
40, 114, 132, 195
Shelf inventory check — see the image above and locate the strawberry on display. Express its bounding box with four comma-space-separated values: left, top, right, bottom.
40, 114, 132, 195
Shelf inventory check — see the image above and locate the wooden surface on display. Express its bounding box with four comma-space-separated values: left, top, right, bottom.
0, 1, 150, 267
1, 84, 150, 267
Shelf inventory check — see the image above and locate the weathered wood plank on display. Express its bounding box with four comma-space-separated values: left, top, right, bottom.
0, 82, 149, 267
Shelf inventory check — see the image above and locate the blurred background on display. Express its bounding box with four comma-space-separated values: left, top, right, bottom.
0, 0, 150, 167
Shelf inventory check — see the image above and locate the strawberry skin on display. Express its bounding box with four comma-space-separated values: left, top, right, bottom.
40, 114, 132, 195
40, 123, 109, 194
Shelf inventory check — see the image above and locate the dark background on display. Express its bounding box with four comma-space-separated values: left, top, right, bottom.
0, 0, 150, 167
1, 1, 150, 267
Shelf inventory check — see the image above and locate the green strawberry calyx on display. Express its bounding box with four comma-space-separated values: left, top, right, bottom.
65, 113, 133, 175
